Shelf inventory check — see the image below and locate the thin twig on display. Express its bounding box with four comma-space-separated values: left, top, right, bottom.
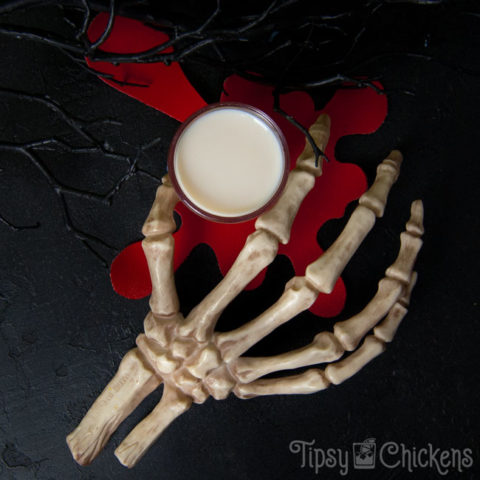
298, 74, 384, 94
0, 25, 84, 53
272, 88, 328, 168
88, 0, 115, 52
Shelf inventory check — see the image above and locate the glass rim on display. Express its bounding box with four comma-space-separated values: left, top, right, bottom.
167, 102, 290, 223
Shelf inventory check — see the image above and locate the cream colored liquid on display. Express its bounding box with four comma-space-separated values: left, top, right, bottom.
174, 107, 285, 217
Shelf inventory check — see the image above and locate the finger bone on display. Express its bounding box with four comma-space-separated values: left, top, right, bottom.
115, 385, 192, 468
306, 151, 402, 294
324, 335, 386, 385
231, 331, 343, 383
234, 369, 330, 399
216, 276, 317, 363
66, 348, 161, 466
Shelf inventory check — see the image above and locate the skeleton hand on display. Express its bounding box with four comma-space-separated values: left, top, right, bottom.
67, 113, 423, 467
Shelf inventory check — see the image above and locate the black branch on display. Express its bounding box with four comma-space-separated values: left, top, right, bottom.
0, 0, 471, 152
0, 87, 165, 267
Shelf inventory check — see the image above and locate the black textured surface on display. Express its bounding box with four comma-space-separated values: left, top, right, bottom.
0, 3, 479, 480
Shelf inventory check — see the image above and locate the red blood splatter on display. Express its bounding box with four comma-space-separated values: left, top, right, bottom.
89, 15, 387, 317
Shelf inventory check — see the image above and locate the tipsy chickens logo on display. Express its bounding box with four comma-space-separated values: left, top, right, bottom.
289, 438, 474, 476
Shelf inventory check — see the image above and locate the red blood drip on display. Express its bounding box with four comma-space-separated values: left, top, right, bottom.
86, 13, 206, 121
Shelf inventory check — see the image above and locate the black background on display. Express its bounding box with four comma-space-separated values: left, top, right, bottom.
0, 2, 479, 479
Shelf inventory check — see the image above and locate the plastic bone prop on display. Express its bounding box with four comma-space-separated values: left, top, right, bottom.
67, 113, 424, 468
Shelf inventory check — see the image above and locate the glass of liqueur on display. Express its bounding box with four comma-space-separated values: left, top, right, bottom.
168, 103, 290, 223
